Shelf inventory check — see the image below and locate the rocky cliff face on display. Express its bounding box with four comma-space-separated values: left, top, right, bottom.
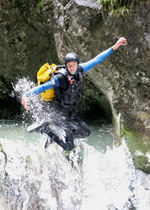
0, 0, 59, 118
0, 0, 150, 139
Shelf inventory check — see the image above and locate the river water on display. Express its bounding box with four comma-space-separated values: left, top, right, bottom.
0, 78, 150, 210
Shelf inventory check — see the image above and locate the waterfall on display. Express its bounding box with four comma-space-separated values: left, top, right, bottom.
1, 123, 150, 210
0, 135, 82, 210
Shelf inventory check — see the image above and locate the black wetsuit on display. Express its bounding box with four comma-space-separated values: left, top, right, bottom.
42, 66, 91, 151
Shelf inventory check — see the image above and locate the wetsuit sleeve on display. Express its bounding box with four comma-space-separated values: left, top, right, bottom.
80, 47, 113, 74
26, 76, 60, 97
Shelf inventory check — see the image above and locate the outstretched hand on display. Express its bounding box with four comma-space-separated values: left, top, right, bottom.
21, 94, 29, 110
112, 37, 127, 50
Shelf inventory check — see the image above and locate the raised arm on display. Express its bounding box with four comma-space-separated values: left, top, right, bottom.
80, 48, 113, 73
81, 37, 127, 73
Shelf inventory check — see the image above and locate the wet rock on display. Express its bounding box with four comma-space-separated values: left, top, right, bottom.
0, 0, 59, 118
133, 155, 150, 174
121, 128, 150, 173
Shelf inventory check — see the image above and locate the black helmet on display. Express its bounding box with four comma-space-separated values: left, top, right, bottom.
65, 52, 80, 64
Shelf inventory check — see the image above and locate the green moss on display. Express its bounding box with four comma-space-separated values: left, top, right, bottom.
97, 0, 146, 16
37, 0, 43, 13
113, 6, 130, 17
121, 128, 150, 155
57, 12, 61, 18
121, 128, 150, 173
133, 155, 150, 174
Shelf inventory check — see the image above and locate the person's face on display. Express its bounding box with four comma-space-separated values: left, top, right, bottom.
66, 61, 78, 75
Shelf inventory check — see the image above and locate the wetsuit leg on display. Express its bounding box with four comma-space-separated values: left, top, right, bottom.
41, 108, 75, 151
42, 126, 74, 151
69, 113, 91, 138
41, 108, 90, 151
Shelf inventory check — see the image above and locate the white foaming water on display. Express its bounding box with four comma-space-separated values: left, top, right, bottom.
0, 135, 82, 210
1, 123, 150, 210
81, 141, 134, 210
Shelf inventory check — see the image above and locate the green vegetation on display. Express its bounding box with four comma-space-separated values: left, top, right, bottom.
37, 0, 53, 13
121, 127, 150, 173
133, 155, 150, 173
97, 0, 141, 16
97, 0, 132, 6
121, 128, 150, 155
37, 0, 43, 13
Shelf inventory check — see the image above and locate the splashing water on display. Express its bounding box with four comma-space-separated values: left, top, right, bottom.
13, 77, 54, 123
0, 134, 82, 210
0, 79, 150, 210
81, 141, 134, 210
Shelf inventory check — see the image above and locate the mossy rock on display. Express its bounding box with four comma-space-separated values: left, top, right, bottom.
121, 128, 150, 173
121, 128, 150, 155
133, 155, 150, 174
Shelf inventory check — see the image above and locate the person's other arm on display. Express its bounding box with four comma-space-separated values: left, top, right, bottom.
21, 73, 68, 110
81, 37, 127, 73
80, 48, 113, 73
26, 77, 59, 97
21, 76, 60, 110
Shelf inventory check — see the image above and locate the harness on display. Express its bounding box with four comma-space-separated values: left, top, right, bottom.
54, 66, 84, 109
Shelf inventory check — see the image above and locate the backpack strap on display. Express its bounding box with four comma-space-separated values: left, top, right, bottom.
50, 74, 62, 101
57, 64, 66, 69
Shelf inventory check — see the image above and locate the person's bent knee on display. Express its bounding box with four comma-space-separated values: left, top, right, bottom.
83, 128, 91, 137
86, 128, 91, 137
65, 143, 74, 151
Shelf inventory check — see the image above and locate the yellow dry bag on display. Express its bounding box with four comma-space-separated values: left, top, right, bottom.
37, 63, 57, 101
